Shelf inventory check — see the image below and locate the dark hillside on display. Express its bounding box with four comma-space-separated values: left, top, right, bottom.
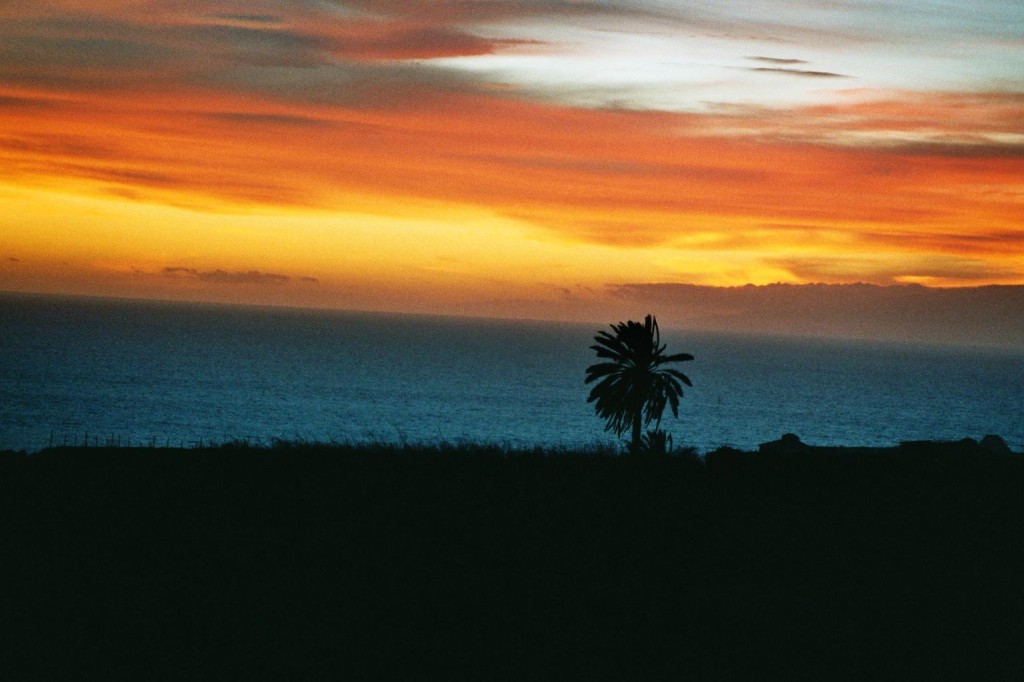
4, 443, 1024, 679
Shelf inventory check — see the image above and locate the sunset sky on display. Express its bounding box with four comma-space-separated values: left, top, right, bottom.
1, 0, 1022, 324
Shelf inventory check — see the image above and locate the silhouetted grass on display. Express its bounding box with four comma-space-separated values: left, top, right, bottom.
3, 441, 1023, 679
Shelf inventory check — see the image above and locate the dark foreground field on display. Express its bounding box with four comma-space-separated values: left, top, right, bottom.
4, 442, 1024, 680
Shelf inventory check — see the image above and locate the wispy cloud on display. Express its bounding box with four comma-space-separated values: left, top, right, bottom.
202, 112, 329, 127
746, 67, 850, 79
742, 55, 849, 79
321, 22, 538, 61
204, 14, 283, 27
163, 267, 317, 285
747, 56, 809, 65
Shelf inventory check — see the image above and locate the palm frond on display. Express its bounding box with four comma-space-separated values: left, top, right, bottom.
662, 352, 695, 364
663, 368, 693, 387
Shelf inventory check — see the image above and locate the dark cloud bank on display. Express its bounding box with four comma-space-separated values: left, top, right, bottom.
612, 283, 1024, 348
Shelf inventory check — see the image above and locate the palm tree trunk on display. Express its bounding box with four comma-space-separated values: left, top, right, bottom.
631, 412, 642, 454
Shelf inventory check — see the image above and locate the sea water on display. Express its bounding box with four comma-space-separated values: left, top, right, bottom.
1, 293, 1022, 453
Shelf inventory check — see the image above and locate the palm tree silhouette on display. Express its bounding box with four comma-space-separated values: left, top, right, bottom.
585, 314, 693, 453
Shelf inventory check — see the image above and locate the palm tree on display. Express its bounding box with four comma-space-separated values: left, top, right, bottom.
585, 314, 693, 453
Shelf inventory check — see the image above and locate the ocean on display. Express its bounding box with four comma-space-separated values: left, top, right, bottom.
1, 292, 1022, 453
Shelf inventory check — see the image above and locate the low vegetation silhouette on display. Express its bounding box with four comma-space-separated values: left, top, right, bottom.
585, 314, 693, 453
6, 439, 1024, 679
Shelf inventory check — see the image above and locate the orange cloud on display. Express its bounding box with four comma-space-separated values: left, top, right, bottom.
2, 84, 1021, 269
